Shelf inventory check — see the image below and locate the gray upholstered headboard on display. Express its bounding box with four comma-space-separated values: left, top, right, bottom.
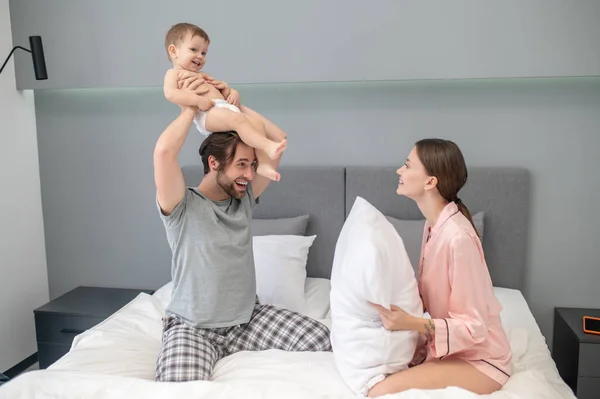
345, 166, 531, 290
181, 165, 346, 279
180, 164, 530, 290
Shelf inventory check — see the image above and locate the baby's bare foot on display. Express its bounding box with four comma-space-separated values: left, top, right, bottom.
266, 139, 287, 160
257, 164, 281, 181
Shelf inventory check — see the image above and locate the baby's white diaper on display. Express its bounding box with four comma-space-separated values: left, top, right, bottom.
194, 99, 241, 136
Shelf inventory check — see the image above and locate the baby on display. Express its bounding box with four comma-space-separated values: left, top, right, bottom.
163, 23, 286, 181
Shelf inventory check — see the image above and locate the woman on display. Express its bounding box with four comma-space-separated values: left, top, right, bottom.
368, 139, 512, 397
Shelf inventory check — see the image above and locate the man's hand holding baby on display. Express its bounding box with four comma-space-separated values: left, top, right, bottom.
177, 71, 215, 111
174, 70, 237, 108
177, 70, 209, 93
202, 74, 241, 107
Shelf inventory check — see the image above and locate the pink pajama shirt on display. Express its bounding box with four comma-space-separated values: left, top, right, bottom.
415, 202, 512, 386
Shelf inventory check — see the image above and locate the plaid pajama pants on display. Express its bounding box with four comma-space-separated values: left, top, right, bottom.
155, 302, 332, 382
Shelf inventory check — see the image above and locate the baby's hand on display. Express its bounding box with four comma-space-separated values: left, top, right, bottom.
227, 90, 240, 107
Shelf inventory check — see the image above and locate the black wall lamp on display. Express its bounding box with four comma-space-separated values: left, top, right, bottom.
0, 36, 47, 80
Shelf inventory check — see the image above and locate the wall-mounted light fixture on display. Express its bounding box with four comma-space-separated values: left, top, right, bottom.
0, 36, 47, 80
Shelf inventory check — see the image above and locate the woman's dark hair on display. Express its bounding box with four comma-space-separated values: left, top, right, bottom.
415, 138, 478, 236
198, 131, 242, 174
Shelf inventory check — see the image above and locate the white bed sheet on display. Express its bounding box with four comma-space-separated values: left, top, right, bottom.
0, 281, 576, 399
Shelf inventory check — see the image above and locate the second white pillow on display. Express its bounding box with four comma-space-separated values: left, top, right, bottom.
253, 235, 316, 315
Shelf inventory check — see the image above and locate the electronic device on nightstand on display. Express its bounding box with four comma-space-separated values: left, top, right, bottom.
583, 315, 600, 335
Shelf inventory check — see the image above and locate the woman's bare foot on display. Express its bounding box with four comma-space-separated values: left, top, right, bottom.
257, 164, 281, 181
264, 139, 287, 160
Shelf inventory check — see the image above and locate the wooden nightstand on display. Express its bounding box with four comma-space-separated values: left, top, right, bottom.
33, 286, 154, 369
552, 307, 600, 399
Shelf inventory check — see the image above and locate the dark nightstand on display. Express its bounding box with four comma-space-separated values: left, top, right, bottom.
33, 286, 154, 369
552, 307, 600, 399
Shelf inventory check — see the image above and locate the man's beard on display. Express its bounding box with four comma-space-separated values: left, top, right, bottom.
216, 171, 245, 199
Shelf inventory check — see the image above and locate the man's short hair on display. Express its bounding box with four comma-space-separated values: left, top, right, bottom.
198, 131, 243, 174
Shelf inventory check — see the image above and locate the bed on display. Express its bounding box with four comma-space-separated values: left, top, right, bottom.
0, 166, 576, 399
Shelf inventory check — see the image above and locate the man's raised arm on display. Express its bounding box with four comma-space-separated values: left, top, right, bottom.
153, 106, 197, 215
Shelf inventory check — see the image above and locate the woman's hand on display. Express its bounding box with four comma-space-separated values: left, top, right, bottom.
371, 303, 437, 338
370, 303, 415, 331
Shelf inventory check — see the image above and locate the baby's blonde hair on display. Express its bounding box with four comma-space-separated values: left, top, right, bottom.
165, 23, 210, 60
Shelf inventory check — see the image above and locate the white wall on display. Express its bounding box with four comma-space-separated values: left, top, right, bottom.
0, 0, 49, 371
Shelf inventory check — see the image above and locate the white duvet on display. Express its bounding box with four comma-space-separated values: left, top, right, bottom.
0, 283, 576, 399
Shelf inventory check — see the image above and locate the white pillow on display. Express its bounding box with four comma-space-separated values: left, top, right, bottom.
304, 277, 332, 320
330, 197, 423, 395
253, 235, 316, 315
152, 282, 173, 310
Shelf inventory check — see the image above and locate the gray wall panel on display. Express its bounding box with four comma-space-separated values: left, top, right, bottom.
9, 0, 600, 89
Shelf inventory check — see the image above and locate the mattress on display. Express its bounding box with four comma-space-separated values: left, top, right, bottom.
0, 279, 576, 399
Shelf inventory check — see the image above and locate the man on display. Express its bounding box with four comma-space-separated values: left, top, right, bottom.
153, 94, 331, 382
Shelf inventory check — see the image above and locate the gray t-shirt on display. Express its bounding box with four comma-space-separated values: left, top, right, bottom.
157, 183, 258, 329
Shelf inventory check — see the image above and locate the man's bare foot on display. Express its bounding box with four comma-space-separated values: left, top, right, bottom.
265, 139, 287, 160
257, 164, 281, 181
